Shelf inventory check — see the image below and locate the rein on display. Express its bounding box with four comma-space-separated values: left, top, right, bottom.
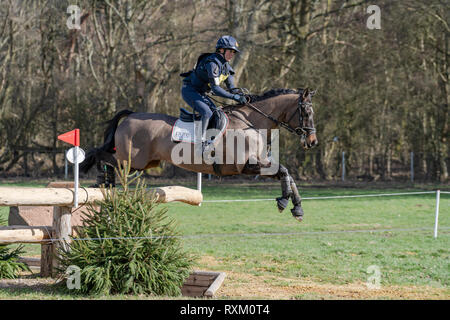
210, 90, 316, 138
242, 96, 316, 138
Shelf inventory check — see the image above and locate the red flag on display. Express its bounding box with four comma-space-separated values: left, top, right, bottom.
58, 129, 80, 146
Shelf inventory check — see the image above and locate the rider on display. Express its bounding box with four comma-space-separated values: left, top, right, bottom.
181, 35, 247, 150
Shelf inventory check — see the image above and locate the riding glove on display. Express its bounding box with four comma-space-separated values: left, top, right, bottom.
233, 94, 247, 104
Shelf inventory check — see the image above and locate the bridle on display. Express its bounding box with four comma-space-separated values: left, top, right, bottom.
243, 92, 316, 140
286, 98, 316, 137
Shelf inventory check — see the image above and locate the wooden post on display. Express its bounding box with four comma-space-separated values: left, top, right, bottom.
52, 206, 72, 277
44, 181, 72, 277
40, 238, 53, 277
342, 151, 346, 181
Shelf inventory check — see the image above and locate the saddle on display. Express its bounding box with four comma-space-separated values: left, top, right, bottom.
179, 108, 201, 122
171, 107, 228, 143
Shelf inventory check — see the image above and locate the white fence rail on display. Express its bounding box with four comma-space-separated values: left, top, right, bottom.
204, 190, 447, 238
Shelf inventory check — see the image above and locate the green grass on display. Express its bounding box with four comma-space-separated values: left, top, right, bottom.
165, 186, 449, 288
0, 181, 449, 299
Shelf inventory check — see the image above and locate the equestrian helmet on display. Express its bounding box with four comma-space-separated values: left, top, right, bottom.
216, 35, 240, 53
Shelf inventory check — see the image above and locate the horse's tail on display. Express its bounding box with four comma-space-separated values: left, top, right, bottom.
80, 109, 134, 173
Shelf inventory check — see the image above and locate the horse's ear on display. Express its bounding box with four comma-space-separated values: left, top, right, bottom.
302, 88, 309, 98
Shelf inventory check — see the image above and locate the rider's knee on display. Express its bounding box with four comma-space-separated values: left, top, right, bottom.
204, 108, 213, 119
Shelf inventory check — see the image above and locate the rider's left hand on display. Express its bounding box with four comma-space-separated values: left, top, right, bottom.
234, 94, 247, 104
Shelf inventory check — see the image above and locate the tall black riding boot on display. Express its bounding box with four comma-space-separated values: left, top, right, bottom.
201, 115, 210, 142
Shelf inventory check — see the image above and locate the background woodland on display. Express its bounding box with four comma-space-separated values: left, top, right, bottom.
0, 0, 448, 182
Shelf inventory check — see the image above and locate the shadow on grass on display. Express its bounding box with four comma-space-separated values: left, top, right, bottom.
0, 273, 68, 297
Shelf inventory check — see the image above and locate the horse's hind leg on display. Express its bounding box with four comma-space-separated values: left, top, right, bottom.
94, 161, 106, 187
105, 163, 116, 187
93, 151, 117, 188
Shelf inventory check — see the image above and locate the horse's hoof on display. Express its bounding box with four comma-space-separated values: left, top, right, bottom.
276, 197, 289, 212
291, 206, 304, 221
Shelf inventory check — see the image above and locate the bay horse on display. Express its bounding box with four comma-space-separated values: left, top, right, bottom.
80, 88, 318, 221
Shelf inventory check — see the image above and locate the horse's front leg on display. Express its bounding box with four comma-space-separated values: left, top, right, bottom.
288, 175, 304, 221
275, 165, 292, 213
242, 162, 304, 221
274, 165, 304, 220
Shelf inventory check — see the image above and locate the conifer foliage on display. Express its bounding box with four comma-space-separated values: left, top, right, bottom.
58, 160, 193, 296
0, 216, 30, 278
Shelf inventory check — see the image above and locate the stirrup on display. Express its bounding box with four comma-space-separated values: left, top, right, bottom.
202, 140, 214, 152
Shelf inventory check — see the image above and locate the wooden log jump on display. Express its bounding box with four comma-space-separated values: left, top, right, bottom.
0, 186, 203, 206
0, 185, 203, 277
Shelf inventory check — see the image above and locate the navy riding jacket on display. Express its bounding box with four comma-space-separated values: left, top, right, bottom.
182, 53, 237, 99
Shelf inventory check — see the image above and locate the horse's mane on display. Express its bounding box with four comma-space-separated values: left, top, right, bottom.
222, 88, 302, 112
247, 88, 300, 103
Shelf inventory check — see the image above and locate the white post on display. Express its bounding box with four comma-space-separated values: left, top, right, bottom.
197, 172, 202, 206
410, 152, 414, 183
342, 151, 346, 182
433, 190, 440, 239
193, 117, 202, 165
193, 111, 202, 205
197, 172, 202, 191
73, 146, 79, 207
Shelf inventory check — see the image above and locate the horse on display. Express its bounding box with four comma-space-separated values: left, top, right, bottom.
80, 88, 318, 221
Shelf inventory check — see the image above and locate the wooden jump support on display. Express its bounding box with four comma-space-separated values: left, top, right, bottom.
0, 186, 203, 277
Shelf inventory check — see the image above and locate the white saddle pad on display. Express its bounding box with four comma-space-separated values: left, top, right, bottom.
171, 115, 228, 143
171, 119, 196, 143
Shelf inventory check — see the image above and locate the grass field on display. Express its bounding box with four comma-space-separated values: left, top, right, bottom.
0, 180, 449, 299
